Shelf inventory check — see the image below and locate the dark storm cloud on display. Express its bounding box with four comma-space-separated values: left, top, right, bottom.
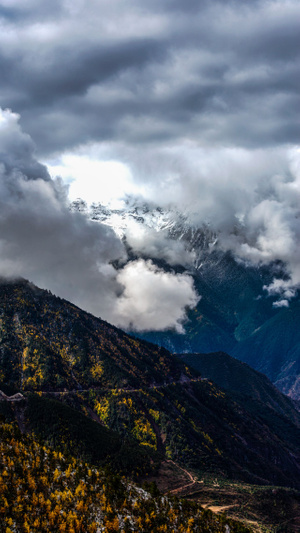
1, 39, 165, 109
0, 0, 299, 154
0, 109, 124, 315
0, 123, 50, 182
0, 0, 65, 21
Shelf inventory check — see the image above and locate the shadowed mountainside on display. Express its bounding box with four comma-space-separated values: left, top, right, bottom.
0, 278, 300, 492
179, 352, 300, 426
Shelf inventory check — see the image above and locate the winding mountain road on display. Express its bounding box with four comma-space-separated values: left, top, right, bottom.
0, 376, 204, 401
166, 459, 198, 495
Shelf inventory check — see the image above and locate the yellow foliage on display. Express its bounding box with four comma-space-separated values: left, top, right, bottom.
90, 360, 104, 379
95, 397, 110, 424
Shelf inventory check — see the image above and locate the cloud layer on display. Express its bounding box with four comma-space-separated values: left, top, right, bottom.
116, 143, 300, 305
0, 0, 299, 313
0, 0, 299, 154
125, 219, 196, 267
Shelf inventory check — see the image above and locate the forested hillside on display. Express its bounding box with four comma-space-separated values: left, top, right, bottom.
0, 420, 252, 533
0, 279, 299, 490
1, 279, 300, 532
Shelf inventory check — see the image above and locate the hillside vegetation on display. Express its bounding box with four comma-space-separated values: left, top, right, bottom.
1, 279, 300, 532
0, 279, 191, 393
0, 280, 299, 491
0, 420, 252, 533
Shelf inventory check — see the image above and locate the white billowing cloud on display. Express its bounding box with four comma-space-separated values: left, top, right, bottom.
237, 199, 297, 265
118, 141, 300, 303
0, 107, 199, 332
272, 299, 289, 309
216, 151, 300, 302
114, 259, 199, 332
125, 219, 195, 267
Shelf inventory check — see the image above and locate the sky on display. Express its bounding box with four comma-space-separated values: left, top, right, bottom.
0, 0, 299, 330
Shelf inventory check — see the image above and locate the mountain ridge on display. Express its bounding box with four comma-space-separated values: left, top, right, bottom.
178, 351, 300, 426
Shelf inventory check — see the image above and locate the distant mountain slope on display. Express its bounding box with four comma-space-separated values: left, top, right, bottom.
133, 253, 300, 401
179, 352, 300, 426
136, 251, 277, 355
232, 303, 300, 401
0, 279, 300, 490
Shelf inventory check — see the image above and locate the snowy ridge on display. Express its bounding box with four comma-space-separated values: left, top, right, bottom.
70, 198, 217, 266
